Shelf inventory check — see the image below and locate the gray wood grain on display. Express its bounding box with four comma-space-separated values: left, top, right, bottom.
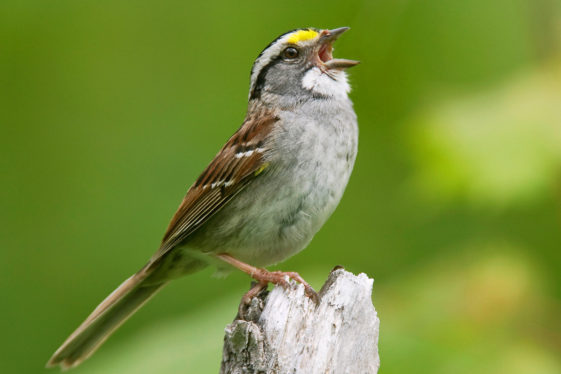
220, 268, 380, 374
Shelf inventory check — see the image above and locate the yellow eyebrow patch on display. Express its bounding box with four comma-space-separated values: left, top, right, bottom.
286, 29, 319, 44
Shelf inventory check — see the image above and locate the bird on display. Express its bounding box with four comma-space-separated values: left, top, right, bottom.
47, 26, 359, 370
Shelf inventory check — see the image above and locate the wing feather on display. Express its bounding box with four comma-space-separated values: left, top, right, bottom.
153, 109, 278, 260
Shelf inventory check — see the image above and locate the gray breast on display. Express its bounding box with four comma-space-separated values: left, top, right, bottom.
271, 99, 358, 233
189, 98, 358, 267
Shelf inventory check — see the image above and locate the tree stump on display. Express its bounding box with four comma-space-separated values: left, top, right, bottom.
220, 268, 380, 374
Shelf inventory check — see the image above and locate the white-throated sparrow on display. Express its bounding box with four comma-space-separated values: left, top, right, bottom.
48, 27, 359, 369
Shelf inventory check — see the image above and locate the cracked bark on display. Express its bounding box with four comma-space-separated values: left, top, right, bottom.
220, 268, 380, 374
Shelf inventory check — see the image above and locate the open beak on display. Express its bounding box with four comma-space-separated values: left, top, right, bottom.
316, 27, 359, 70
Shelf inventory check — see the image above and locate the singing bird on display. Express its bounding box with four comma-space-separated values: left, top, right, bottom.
47, 27, 359, 369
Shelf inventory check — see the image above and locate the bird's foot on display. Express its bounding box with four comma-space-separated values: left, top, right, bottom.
252, 268, 319, 304
241, 280, 268, 305
216, 253, 319, 305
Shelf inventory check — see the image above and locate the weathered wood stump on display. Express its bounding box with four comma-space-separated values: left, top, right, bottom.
220, 268, 380, 374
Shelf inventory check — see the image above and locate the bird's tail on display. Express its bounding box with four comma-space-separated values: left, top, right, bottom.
46, 265, 166, 370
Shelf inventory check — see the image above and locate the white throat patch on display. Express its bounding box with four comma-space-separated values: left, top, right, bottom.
302, 67, 351, 98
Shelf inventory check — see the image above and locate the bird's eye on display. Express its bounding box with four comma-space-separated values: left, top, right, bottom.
282, 47, 299, 59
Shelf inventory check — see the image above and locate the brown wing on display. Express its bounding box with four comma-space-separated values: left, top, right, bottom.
153, 108, 279, 260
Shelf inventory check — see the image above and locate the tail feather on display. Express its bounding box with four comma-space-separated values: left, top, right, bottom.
46, 268, 166, 370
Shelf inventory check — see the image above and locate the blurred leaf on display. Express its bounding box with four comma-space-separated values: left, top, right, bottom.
408, 64, 561, 207
379, 244, 561, 374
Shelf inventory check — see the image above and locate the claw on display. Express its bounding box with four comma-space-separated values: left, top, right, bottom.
215, 253, 320, 305
256, 270, 318, 304
238, 280, 268, 317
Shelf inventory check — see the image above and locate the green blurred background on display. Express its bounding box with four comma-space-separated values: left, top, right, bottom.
2, 0, 560, 373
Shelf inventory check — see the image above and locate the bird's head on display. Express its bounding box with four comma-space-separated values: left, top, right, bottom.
249, 27, 359, 104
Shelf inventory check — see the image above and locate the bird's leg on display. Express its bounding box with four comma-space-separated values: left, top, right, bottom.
215, 253, 319, 303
